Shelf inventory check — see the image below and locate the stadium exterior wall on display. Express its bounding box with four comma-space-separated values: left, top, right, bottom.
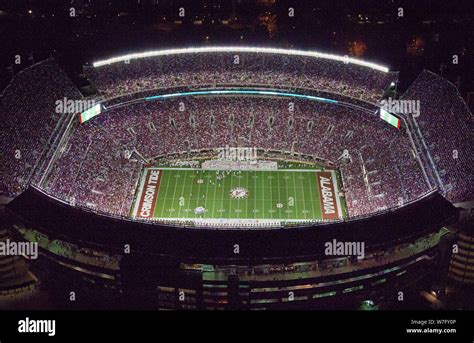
5, 187, 458, 309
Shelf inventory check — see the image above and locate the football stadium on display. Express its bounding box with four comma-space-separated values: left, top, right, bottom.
1, 46, 471, 311
0, 1, 473, 317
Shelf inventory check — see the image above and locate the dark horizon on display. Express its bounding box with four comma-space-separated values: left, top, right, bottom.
0, 0, 473, 100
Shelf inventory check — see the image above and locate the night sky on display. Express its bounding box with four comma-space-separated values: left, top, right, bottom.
0, 0, 473, 100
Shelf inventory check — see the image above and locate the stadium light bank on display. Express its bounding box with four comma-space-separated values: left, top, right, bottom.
91, 46, 390, 73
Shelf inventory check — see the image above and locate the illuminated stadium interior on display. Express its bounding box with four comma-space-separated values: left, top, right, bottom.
0, 3, 472, 316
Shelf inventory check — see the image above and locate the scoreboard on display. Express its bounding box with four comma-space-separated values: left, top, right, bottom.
79, 103, 101, 124
379, 108, 401, 129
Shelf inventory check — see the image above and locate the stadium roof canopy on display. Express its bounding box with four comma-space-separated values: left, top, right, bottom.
92, 46, 390, 72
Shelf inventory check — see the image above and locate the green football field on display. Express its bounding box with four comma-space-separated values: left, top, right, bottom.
132, 167, 345, 224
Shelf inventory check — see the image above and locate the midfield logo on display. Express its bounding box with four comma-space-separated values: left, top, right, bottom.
229, 187, 249, 199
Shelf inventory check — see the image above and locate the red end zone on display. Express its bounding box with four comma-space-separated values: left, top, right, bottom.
316, 171, 340, 220
134, 169, 162, 218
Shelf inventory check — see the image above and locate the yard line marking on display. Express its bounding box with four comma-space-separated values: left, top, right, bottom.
245, 171, 250, 220
168, 169, 180, 218
276, 170, 283, 219
177, 169, 187, 218
267, 172, 273, 219
203, 169, 211, 218
291, 171, 300, 220
158, 169, 172, 218
194, 170, 203, 219
229, 171, 234, 220
211, 170, 218, 219
261, 170, 266, 219
306, 170, 317, 219
219, 171, 226, 219
298, 171, 308, 220
185, 170, 194, 217
237, 172, 241, 219
253, 171, 257, 219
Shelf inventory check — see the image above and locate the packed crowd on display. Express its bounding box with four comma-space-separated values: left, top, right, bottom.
44, 123, 142, 217
0, 60, 83, 197
85, 52, 397, 104
3, 55, 465, 222
402, 71, 474, 203
43, 96, 430, 218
